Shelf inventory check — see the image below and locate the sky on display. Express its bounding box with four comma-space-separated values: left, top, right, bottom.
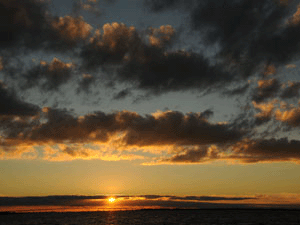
1, 0, 300, 210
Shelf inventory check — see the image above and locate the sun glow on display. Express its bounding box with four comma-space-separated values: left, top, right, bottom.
108, 197, 116, 203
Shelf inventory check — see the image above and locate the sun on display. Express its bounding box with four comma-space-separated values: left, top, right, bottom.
108, 197, 116, 203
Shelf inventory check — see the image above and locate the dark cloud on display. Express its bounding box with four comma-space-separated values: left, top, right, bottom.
1, 109, 244, 149
163, 146, 211, 163
79, 22, 237, 96
223, 83, 250, 96
144, 0, 195, 12
281, 81, 300, 99
233, 138, 300, 162
0, 194, 257, 207
252, 79, 281, 102
0, 195, 106, 206
0, 0, 49, 49
190, 0, 299, 71
113, 88, 132, 100
118, 50, 234, 95
0, 82, 40, 116
29, 107, 82, 143
0, 0, 94, 55
168, 195, 257, 201
80, 22, 142, 69
22, 58, 75, 91
77, 74, 95, 93
154, 136, 300, 164
146, 0, 300, 76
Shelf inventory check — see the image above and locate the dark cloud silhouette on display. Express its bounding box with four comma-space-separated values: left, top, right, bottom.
144, 0, 195, 12
168, 195, 257, 201
0, 82, 40, 116
233, 138, 300, 162
0, 194, 257, 207
223, 83, 250, 96
0, 0, 49, 49
22, 58, 75, 91
113, 88, 132, 100
281, 81, 300, 99
0, 0, 94, 55
118, 50, 234, 95
80, 22, 142, 69
154, 136, 300, 164
1, 108, 244, 150
146, 0, 300, 76
162, 146, 211, 163
79, 22, 238, 96
252, 79, 281, 102
77, 74, 95, 93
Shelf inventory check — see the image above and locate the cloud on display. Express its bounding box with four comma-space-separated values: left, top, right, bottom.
151, 136, 300, 164
22, 58, 75, 91
232, 137, 300, 163
280, 81, 300, 99
72, 0, 102, 17
27, 109, 243, 146
80, 22, 141, 69
113, 88, 132, 100
252, 100, 277, 125
77, 74, 95, 93
50, 15, 93, 47
146, 0, 300, 76
1, 194, 300, 212
275, 105, 300, 127
147, 25, 175, 47
161, 145, 219, 163
167, 195, 257, 201
144, 0, 195, 12
223, 83, 250, 96
0, 108, 246, 160
0, 0, 95, 54
252, 79, 281, 102
118, 50, 234, 95
0, 0, 49, 49
0, 82, 40, 116
79, 23, 240, 96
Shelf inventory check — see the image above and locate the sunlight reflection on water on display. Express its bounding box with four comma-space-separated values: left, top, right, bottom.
1, 209, 300, 225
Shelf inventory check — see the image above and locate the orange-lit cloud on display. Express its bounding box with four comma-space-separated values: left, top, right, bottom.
52, 16, 92, 43
148, 25, 175, 47
252, 100, 277, 125
252, 79, 281, 102
288, 4, 300, 26
0, 107, 245, 161
275, 105, 300, 127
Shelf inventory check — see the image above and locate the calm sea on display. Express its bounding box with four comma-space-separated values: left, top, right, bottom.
1, 209, 300, 225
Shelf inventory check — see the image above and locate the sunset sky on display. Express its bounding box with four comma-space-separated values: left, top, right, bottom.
1, 0, 300, 210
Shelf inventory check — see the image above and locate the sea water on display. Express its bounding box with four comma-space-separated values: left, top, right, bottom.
1, 209, 300, 225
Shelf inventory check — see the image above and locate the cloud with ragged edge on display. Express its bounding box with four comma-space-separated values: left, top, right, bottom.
0, 107, 246, 161
145, 0, 300, 76
21, 58, 75, 91
1, 0, 300, 164
0, 82, 40, 117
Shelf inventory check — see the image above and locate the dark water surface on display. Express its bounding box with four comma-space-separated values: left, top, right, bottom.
1, 209, 300, 225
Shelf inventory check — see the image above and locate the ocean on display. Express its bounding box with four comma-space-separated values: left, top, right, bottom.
1, 209, 300, 225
